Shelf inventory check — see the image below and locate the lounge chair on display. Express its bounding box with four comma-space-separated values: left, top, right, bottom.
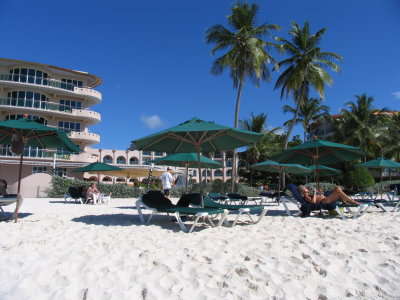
226, 193, 261, 205
135, 191, 228, 233
0, 194, 21, 220
281, 184, 370, 219
202, 195, 268, 227
64, 186, 88, 204
351, 191, 400, 213
208, 193, 229, 203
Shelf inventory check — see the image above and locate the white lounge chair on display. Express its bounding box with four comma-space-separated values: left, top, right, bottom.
136, 192, 228, 233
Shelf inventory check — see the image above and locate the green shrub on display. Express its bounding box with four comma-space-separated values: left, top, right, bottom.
345, 168, 375, 190
305, 182, 342, 192
366, 179, 400, 193
48, 176, 145, 198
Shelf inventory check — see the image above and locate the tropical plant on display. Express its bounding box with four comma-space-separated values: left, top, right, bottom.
274, 21, 342, 149
334, 94, 388, 159
238, 112, 283, 185
382, 112, 400, 160
205, 2, 280, 189
283, 97, 330, 141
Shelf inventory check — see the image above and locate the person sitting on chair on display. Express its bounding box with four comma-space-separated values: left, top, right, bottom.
298, 185, 360, 205
0, 179, 8, 196
86, 182, 103, 204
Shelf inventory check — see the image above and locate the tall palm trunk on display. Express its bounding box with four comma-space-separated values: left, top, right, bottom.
282, 84, 306, 188
284, 99, 302, 149
231, 75, 244, 192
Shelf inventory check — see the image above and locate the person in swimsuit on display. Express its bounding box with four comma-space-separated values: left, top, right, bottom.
298, 185, 360, 205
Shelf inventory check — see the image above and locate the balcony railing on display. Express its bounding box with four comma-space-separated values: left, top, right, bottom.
0, 98, 100, 119
0, 73, 85, 91
0, 146, 71, 159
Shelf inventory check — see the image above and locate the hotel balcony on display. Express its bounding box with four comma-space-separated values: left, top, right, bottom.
0, 73, 102, 104
68, 130, 100, 145
0, 98, 101, 124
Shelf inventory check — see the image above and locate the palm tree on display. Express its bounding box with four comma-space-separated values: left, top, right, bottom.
274, 21, 342, 149
238, 112, 282, 185
205, 2, 280, 189
334, 94, 388, 159
385, 113, 400, 161
283, 98, 330, 141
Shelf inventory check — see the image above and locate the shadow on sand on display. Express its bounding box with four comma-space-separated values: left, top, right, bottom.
0, 212, 33, 222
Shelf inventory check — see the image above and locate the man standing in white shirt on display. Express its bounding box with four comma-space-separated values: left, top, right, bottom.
161, 167, 175, 198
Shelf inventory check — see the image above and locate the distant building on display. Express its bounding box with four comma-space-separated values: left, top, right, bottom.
0, 58, 233, 196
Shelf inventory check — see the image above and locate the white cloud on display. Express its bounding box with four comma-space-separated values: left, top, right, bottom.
392, 92, 400, 99
140, 114, 165, 129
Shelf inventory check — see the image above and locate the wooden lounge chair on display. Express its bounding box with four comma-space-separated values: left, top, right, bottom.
135, 191, 228, 233
202, 196, 268, 227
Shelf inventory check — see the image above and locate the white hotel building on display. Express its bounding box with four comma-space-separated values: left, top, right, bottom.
0, 59, 233, 197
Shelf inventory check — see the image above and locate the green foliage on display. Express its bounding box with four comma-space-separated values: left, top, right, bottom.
169, 181, 261, 198
366, 179, 400, 193
304, 182, 342, 192
345, 168, 375, 190
48, 176, 145, 198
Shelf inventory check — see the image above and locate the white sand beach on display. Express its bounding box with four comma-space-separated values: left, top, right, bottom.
0, 198, 399, 300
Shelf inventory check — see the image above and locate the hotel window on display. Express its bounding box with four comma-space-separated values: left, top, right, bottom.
142, 151, 151, 156
191, 170, 197, 176
61, 78, 83, 90
60, 99, 82, 111
7, 91, 49, 109
154, 152, 163, 156
226, 160, 232, 167
214, 170, 223, 177
116, 156, 126, 164
102, 177, 112, 182
32, 166, 47, 174
143, 158, 150, 165
54, 167, 67, 177
5, 114, 47, 125
103, 155, 112, 163
202, 170, 211, 177
213, 152, 222, 159
226, 169, 232, 177
9, 68, 50, 85
58, 121, 81, 133
129, 157, 138, 165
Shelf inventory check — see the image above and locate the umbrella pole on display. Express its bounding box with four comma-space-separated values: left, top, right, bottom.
97, 171, 100, 184
380, 169, 383, 200
196, 149, 203, 208
315, 149, 320, 191
14, 153, 24, 223
185, 164, 188, 192
278, 169, 282, 204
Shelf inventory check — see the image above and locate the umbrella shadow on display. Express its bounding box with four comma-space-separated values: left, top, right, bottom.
71, 213, 139, 226
71, 213, 219, 233
0, 212, 33, 222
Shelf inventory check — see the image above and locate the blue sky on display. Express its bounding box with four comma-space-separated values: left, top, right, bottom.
1, 0, 399, 150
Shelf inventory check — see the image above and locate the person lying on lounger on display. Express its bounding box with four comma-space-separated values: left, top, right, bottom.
298, 185, 360, 206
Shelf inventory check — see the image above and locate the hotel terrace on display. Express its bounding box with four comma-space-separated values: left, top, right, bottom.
0, 58, 233, 197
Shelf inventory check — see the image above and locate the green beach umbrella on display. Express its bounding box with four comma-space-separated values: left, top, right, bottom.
0, 115, 81, 222
357, 157, 400, 199
271, 138, 364, 190
250, 160, 312, 199
307, 164, 341, 177
151, 153, 222, 191
132, 117, 263, 206
72, 162, 124, 183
